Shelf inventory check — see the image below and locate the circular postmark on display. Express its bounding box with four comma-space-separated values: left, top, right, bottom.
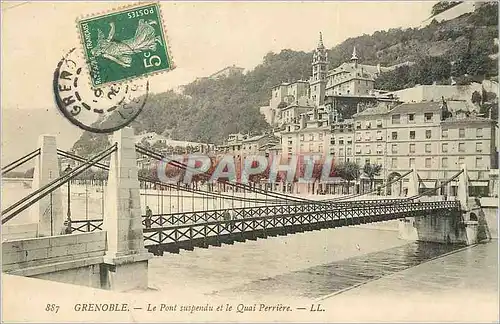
53, 48, 149, 133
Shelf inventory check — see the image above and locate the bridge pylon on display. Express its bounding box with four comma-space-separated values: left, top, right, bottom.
407, 168, 419, 198
398, 168, 419, 241
101, 127, 152, 292
30, 135, 64, 236
457, 164, 470, 212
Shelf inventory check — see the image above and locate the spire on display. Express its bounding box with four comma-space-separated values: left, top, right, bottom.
351, 46, 358, 61
318, 32, 325, 49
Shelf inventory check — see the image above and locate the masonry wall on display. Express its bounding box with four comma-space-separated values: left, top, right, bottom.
2, 223, 38, 241
2, 232, 106, 273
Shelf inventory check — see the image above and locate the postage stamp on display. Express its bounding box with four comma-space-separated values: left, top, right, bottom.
77, 2, 173, 88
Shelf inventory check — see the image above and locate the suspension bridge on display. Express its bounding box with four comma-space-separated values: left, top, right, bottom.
1, 128, 489, 291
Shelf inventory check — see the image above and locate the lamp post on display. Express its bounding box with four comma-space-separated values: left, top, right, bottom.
64, 164, 72, 234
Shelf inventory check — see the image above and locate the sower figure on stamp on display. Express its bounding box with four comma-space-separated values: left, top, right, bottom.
145, 206, 153, 229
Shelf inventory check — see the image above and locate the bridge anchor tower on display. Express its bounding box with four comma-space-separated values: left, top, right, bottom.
398, 166, 481, 245
30, 134, 65, 237
101, 127, 153, 291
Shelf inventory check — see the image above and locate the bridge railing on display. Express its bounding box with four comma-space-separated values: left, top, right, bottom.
69, 198, 411, 233
69, 199, 460, 235
142, 200, 461, 248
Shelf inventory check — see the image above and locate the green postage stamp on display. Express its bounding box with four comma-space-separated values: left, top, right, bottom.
77, 2, 173, 87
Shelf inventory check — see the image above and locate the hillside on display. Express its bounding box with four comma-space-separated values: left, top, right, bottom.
72, 2, 498, 156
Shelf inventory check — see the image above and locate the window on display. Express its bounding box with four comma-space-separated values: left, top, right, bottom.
409, 158, 415, 168
459, 143, 465, 152
377, 158, 383, 165
355, 146, 361, 154
459, 128, 465, 138
410, 131, 415, 140
319, 144, 323, 152
356, 158, 361, 165
376, 144, 382, 154
376, 131, 383, 140
392, 144, 398, 154
366, 121, 372, 129
424, 113, 433, 122
319, 133, 323, 140
458, 157, 465, 166
425, 130, 431, 139
309, 134, 315, 141
442, 143, 448, 153
300, 134, 304, 141
476, 128, 483, 138
476, 142, 482, 152
356, 133, 362, 141
365, 132, 371, 141
391, 158, 397, 168
475, 157, 482, 168
309, 143, 314, 152
442, 157, 448, 168
347, 137, 352, 144
330, 139, 335, 145
425, 144, 431, 153
391, 114, 400, 124
409, 144, 415, 153
365, 159, 371, 165
392, 132, 398, 140
425, 158, 431, 168
376, 120, 383, 128
365, 144, 371, 154
356, 121, 361, 129
339, 139, 344, 145
408, 113, 415, 123
347, 147, 352, 156
442, 129, 448, 138
339, 148, 344, 156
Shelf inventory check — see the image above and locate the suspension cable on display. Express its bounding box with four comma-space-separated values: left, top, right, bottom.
57, 149, 286, 205
407, 169, 464, 201
2, 148, 40, 175
136, 145, 315, 204
323, 169, 413, 202
2, 145, 117, 224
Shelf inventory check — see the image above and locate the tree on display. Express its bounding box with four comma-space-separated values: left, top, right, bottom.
471, 91, 482, 105
24, 167, 34, 178
363, 164, 382, 190
336, 162, 360, 194
431, 1, 461, 17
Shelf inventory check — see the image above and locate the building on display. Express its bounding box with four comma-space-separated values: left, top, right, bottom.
346, 100, 497, 195
281, 106, 330, 156
259, 32, 498, 195
208, 65, 245, 80
134, 132, 215, 156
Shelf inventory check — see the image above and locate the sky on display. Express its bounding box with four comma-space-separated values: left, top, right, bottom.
1, 1, 436, 111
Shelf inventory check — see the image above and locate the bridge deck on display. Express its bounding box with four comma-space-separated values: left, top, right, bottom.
69, 200, 461, 255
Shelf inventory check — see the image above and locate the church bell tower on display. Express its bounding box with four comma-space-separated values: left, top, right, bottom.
310, 32, 328, 107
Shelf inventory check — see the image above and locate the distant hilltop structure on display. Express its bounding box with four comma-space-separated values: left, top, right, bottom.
208, 65, 245, 80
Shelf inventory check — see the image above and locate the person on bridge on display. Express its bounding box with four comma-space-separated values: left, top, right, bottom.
145, 206, 152, 229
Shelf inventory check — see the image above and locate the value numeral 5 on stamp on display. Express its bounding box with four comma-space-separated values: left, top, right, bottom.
77, 2, 174, 87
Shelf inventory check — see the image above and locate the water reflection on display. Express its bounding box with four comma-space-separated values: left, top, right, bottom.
215, 241, 462, 299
